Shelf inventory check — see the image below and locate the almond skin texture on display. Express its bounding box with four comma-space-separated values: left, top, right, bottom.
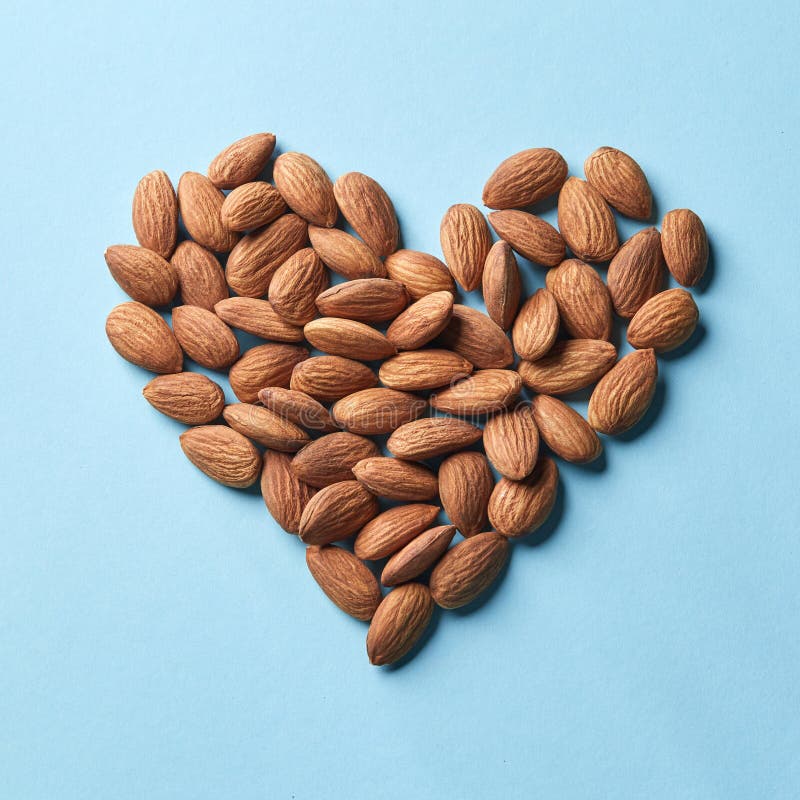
104, 245, 178, 307
331, 388, 426, 435
518, 340, 617, 395
177, 172, 239, 253
260, 451, 316, 534
268, 247, 328, 325
315, 279, 408, 322
367, 584, 434, 666
661, 209, 708, 287
488, 457, 559, 538
488, 210, 566, 267
386, 417, 483, 461
292, 432, 379, 487
273, 152, 338, 227
439, 203, 493, 292
588, 348, 658, 435
482, 241, 521, 331
627, 288, 699, 352
354, 504, 441, 561
106, 302, 183, 374
333, 172, 399, 257
438, 305, 513, 369
228, 343, 309, 403
378, 349, 473, 391
225, 213, 308, 298
557, 177, 619, 263
531, 395, 602, 463
214, 298, 304, 342
386, 291, 454, 350
207, 132, 276, 189
290, 356, 377, 402
220, 181, 287, 232
308, 226, 386, 280
353, 457, 438, 501
304, 318, 396, 361
258, 387, 339, 434
381, 525, 456, 587
143, 373, 225, 425
545, 259, 612, 340
298, 481, 379, 545
179, 425, 261, 488
511, 288, 559, 361
171, 242, 228, 311
222, 403, 309, 451
482, 147, 568, 209
172, 305, 239, 370
584, 147, 652, 220
132, 170, 178, 259
429, 532, 509, 609
439, 451, 494, 537
306, 545, 382, 621
384, 250, 456, 299
607, 227, 665, 318
483, 404, 540, 480
430, 369, 522, 416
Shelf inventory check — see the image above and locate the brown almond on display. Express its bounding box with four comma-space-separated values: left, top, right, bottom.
308, 226, 386, 280
661, 208, 708, 287
518, 339, 617, 395
439, 451, 494, 537
315, 279, 408, 322
488, 456, 559, 538
387, 417, 482, 461
260, 450, 316, 534
268, 247, 329, 325
306, 545, 382, 621
353, 457, 438, 501
298, 481, 379, 545
220, 181, 287, 231
627, 288, 699, 352
229, 343, 309, 403
333, 172, 399, 257
290, 355, 377, 402
386, 291, 454, 350
105, 302, 183, 374
177, 171, 239, 252
439, 203, 492, 291
142, 373, 225, 425
354, 504, 441, 561
482, 147, 568, 209
531, 395, 602, 463
584, 146, 652, 220
171, 242, 228, 311
179, 425, 261, 488
511, 288, 559, 361
381, 525, 456, 587
273, 152, 338, 227
207, 132, 276, 189
557, 177, 618, 263
430, 369, 522, 416
104, 245, 178, 307
172, 305, 239, 369
438, 304, 513, 368
482, 241, 521, 330
214, 298, 304, 342
258, 387, 339, 433
607, 227, 665, 318
378, 349, 472, 391
384, 249, 456, 299
483, 403, 539, 480
222, 403, 309, 451
367, 583, 434, 666
545, 258, 612, 340
292, 431, 379, 487
488, 210, 566, 267
132, 170, 178, 259
304, 318, 396, 361
331, 388, 426, 435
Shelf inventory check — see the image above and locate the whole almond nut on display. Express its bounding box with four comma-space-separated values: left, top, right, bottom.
587, 348, 658, 435
208, 132, 276, 189
315, 279, 408, 322
386, 291, 454, 350
273, 152, 338, 227
290, 355, 377, 402
661, 208, 708, 287
214, 297, 304, 342
488, 210, 566, 267
387, 417, 483, 461
268, 247, 329, 325
261, 451, 317, 534
511, 288, 559, 361
483, 403, 539, 480
220, 181, 287, 231
258, 387, 339, 433
143, 373, 225, 424
545, 258, 612, 340
333, 172, 399, 257
171, 242, 228, 311
627, 288, 699, 352
308, 226, 387, 280
366, 583, 434, 666
132, 170, 178, 259
482, 147, 568, 209
482, 241, 521, 330
179, 425, 261, 488
177, 172, 239, 252
229, 343, 309, 403
429, 532, 509, 609
332, 388, 426, 435
584, 147, 652, 220
106, 302, 183, 374
378, 349, 472, 391
439, 203, 492, 291
306, 545, 382, 621
384, 250, 456, 300
353, 457, 438, 501
222, 403, 309, 451
292, 431, 379, 487
104, 245, 178, 307
381, 525, 456, 587
172, 305, 239, 369
438, 451, 494, 537
430, 369, 522, 416
438, 304, 513, 368
488, 456, 559, 538
518, 339, 617, 395
607, 227, 664, 318
304, 318, 396, 361
354, 504, 441, 561
531, 395, 602, 463
557, 177, 619, 262
298, 480, 379, 545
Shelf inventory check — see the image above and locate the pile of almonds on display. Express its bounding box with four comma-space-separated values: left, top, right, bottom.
105, 134, 707, 666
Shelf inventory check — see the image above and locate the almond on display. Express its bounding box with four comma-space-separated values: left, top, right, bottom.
531, 395, 602, 463
260, 450, 316, 534
105, 302, 183, 374
488, 210, 566, 267
587, 348, 658, 435
386, 291, 454, 350
222, 403, 309, 451
229, 343, 309, 403
488, 456, 559, 538
378, 349, 473, 391
171, 242, 228, 311
273, 152, 338, 227
331, 388, 426, 435
354, 504, 441, 561
545, 258, 612, 340
333, 172, 399, 257
306, 545, 382, 621
511, 288, 559, 361
430, 369, 522, 416
438, 451, 494, 537
627, 288, 699, 352
225, 213, 308, 298
172, 305, 239, 369
207, 132, 276, 189
143, 373, 225, 425
290, 355, 377, 402
303, 318, 396, 361
132, 170, 178, 259
584, 147, 652, 220
308, 226, 386, 280
387, 417, 483, 461
353, 457, 438, 501
482, 241, 521, 330
607, 227, 664, 318
179, 425, 261, 488
104, 245, 178, 307
214, 297, 304, 342
429, 532, 509, 609
220, 181, 287, 231
437, 304, 513, 368
661, 208, 708, 287
268, 247, 329, 325
257, 387, 339, 433
177, 171, 239, 252
439, 203, 492, 291
518, 339, 617, 395
292, 431, 379, 487
315, 279, 408, 322
557, 177, 618, 263
483, 403, 539, 480
482, 147, 568, 209
366, 583, 434, 666
298, 480, 379, 545
384, 249, 456, 299
381, 525, 456, 587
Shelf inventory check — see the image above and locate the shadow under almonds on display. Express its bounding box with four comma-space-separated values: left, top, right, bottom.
516, 477, 566, 549
383, 604, 443, 672
615, 378, 667, 443
659, 321, 706, 362
692, 238, 715, 294
577, 448, 607, 474
450, 551, 513, 617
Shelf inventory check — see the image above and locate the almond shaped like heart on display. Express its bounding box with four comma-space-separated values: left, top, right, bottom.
488, 456, 559, 538
143, 373, 225, 425
438, 451, 494, 537
268, 247, 329, 325
105, 302, 183, 374
228, 343, 309, 403
545, 258, 612, 340
179, 425, 261, 488
132, 170, 178, 259
378, 349, 473, 391
207, 132, 276, 189
222, 403, 309, 452
308, 225, 386, 280
584, 146, 652, 220
354, 504, 441, 561
290, 355, 377, 402
384, 250, 456, 300
367, 583, 434, 666
214, 298, 304, 342
315, 279, 408, 322
177, 172, 239, 253
488, 210, 566, 267
105, 244, 178, 307
258, 387, 339, 434
333, 172, 399, 257
483, 403, 540, 480
291, 431, 379, 487
482, 241, 521, 331
557, 177, 618, 263
220, 181, 287, 232
530, 395, 602, 464
273, 152, 338, 228
298, 480, 379, 545
661, 208, 708, 287
518, 340, 617, 395
261, 450, 316, 534
172, 305, 239, 370
303, 317, 395, 361
386, 417, 483, 461
306, 545, 382, 621
352, 457, 438, 501
430, 369, 522, 416
171, 242, 228, 311
437, 304, 513, 369
627, 288, 699, 352
607, 227, 665, 318
331, 388, 426, 435
511, 288, 559, 361
386, 291, 454, 350
381, 525, 456, 587
439, 203, 493, 292
482, 147, 568, 209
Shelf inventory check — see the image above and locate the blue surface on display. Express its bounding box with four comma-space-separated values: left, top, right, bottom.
2, 1, 799, 798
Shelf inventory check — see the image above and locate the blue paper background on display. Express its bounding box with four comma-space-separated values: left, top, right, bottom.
2, 1, 799, 798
